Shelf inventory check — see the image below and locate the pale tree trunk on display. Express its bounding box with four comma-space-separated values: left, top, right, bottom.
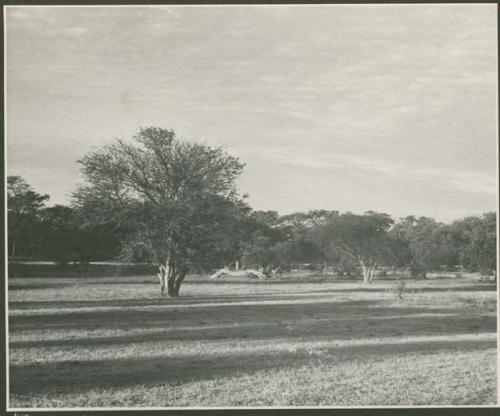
158, 262, 174, 296
157, 263, 168, 296
235, 260, 240, 271
368, 267, 376, 284
157, 258, 188, 297
271, 266, 281, 279
361, 261, 369, 283
360, 259, 376, 284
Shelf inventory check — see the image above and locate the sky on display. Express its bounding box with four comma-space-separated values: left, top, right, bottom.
5, 4, 498, 223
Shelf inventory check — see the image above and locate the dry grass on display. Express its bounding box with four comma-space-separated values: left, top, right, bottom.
8, 274, 497, 408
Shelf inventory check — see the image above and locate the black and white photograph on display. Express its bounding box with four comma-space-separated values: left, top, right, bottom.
4, 3, 498, 409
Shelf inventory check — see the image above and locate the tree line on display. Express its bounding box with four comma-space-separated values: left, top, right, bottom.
8, 127, 497, 295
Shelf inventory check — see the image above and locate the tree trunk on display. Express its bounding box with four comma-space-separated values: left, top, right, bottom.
166, 260, 176, 297
368, 267, 375, 284
360, 259, 375, 284
271, 266, 281, 279
172, 272, 187, 296
167, 274, 176, 296
158, 258, 188, 297
157, 263, 167, 296
158, 260, 184, 297
360, 260, 368, 283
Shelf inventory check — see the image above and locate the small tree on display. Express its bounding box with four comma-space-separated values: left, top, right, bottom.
312, 211, 394, 283
450, 213, 496, 276
74, 127, 246, 296
242, 210, 334, 272
7, 176, 49, 259
392, 216, 456, 278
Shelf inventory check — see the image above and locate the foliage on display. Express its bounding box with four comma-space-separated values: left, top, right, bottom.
390, 216, 458, 278
39, 205, 124, 263
241, 210, 329, 270
7, 176, 49, 259
7, 169, 497, 286
7, 176, 49, 214
449, 213, 496, 275
311, 211, 395, 283
73, 127, 246, 296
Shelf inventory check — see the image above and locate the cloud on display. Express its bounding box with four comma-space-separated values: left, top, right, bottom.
414, 168, 497, 195
63, 26, 88, 36
5, 4, 497, 222
235, 146, 497, 195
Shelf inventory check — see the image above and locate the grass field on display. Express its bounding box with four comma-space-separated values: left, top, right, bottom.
8, 273, 498, 407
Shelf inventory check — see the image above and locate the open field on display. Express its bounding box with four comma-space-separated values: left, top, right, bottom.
8, 273, 497, 407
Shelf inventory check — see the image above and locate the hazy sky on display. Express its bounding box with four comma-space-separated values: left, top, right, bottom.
6, 5, 498, 222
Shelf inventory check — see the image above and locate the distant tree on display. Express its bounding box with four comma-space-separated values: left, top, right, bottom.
312, 211, 394, 283
40, 205, 124, 263
450, 213, 496, 275
478, 212, 497, 276
279, 210, 337, 271
251, 210, 282, 229
242, 233, 277, 270
240, 210, 286, 271
73, 127, 246, 296
39, 205, 80, 263
240, 210, 331, 273
391, 216, 456, 278
7, 176, 49, 259
387, 224, 412, 269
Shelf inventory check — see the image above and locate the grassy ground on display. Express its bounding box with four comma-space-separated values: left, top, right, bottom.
8, 262, 157, 278
8, 273, 497, 407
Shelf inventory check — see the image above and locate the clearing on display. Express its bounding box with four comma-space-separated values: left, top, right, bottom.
7, 273, 497, 407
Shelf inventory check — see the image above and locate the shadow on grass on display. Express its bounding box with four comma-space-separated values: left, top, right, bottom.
9, 280, 497, 310
4, 279, 356, 292
8, 292, 352, 309
9, 278, 495, 293
9, 297, 496, 347
10, 315, 497, 350
301, 284, 497, 295
8, 283, 80, 291
8, 279, 156, 290
9, 336, 496, 397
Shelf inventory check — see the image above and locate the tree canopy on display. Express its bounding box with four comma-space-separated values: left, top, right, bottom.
7, 176, 49, 258
311, 211, 395, 283
73, 127, 247, 296
7, 130, 497, 291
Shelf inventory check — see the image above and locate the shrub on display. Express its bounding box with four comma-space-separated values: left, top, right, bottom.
394, 279, 407, 299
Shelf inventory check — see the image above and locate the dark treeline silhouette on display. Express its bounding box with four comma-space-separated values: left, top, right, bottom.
7, 176, 125, 263
8, 175, 496, 278
7, 128, 497, 294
